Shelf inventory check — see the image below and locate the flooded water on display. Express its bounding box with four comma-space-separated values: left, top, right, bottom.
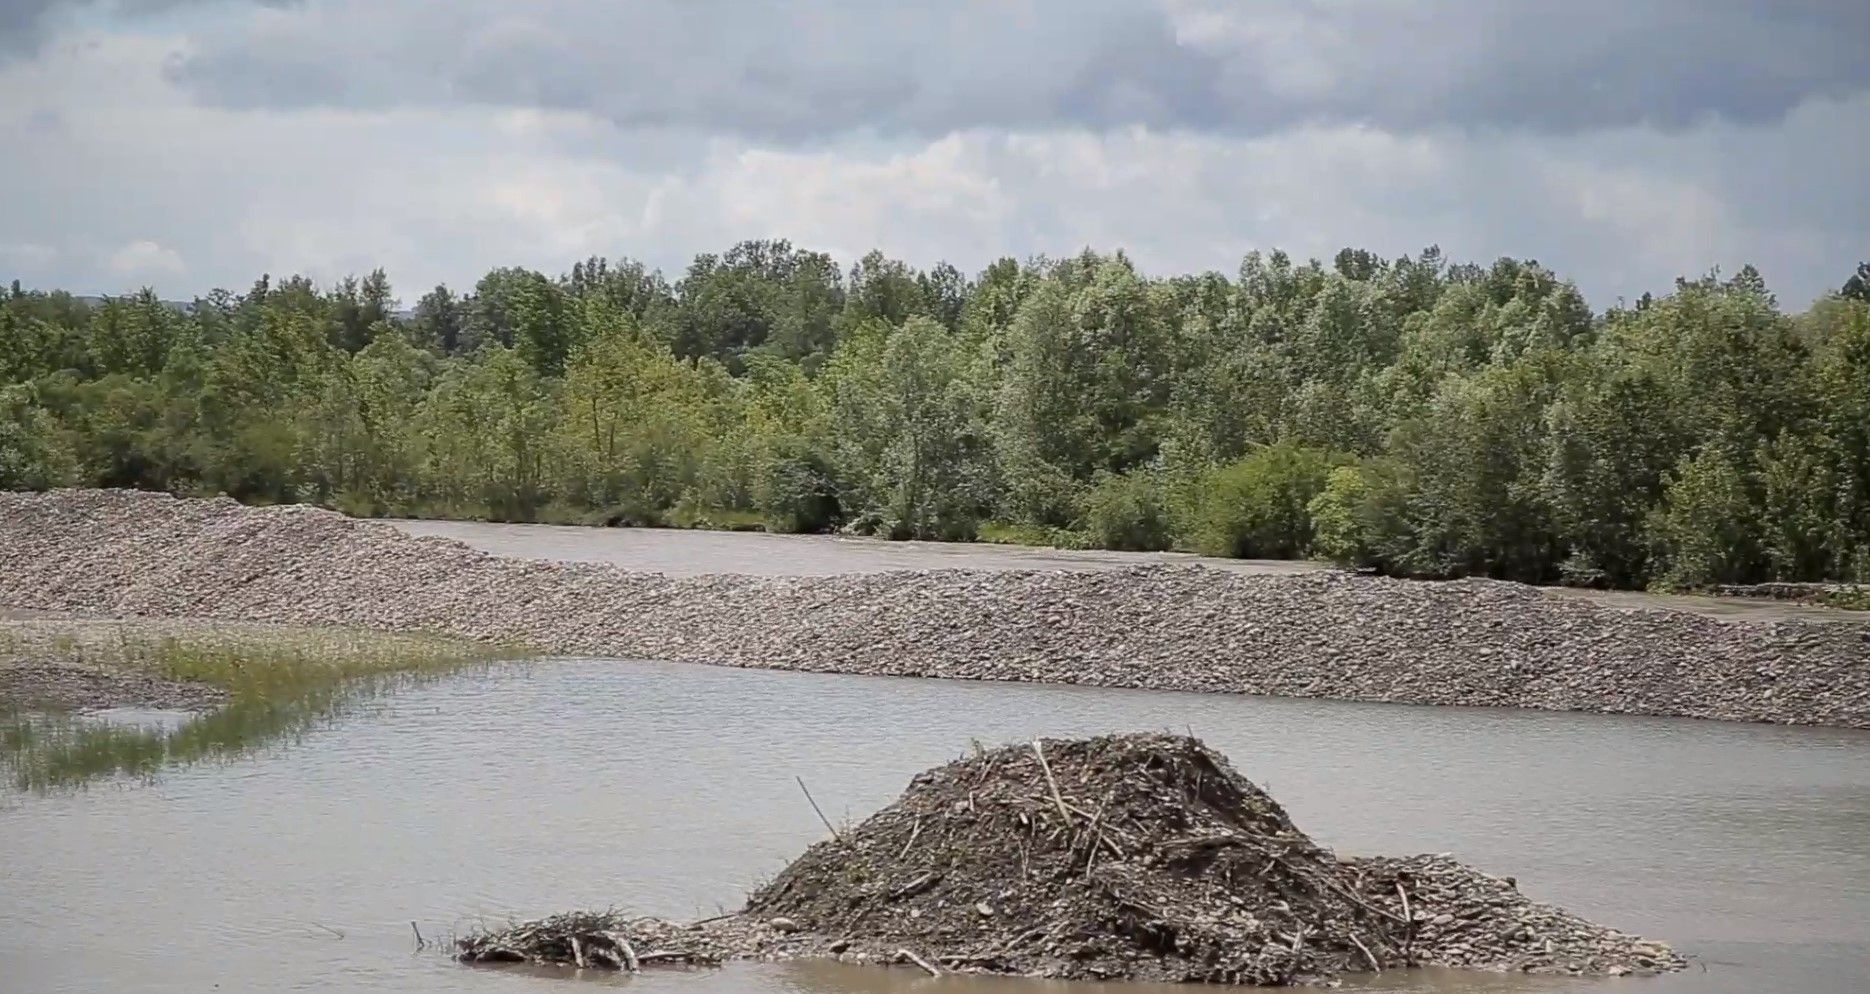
389, 519, 1856, 624
4, 659, 1868, 993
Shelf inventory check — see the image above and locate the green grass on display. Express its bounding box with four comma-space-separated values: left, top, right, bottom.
1, 624, 521, 793
1818, 587, 1870, 611
977, 521, 1092, 550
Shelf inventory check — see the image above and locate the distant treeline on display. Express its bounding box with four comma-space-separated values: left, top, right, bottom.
4, 247, 1870, 590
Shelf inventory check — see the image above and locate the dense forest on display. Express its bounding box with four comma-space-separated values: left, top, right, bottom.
4, 245, 1869, 591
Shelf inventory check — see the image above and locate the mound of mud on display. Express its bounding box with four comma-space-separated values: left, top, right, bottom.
462, 734, 1684, 985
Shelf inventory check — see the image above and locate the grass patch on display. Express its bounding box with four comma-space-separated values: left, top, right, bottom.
1, 623, 521, 793
1817, 586, 1870, 611
665, 504, 770, 532
977, 521, 1091, 550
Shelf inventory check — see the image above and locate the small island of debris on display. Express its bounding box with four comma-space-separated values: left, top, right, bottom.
458, 734, 1685, 985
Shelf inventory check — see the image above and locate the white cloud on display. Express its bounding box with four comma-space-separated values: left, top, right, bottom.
106, 239, 186, 279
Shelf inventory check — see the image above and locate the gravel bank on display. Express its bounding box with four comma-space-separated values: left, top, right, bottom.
0, 617, 252, 712
3, 489, 1867, 727
0, 658, 227, 712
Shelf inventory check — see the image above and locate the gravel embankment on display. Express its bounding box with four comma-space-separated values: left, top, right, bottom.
2, 489, 1867, 727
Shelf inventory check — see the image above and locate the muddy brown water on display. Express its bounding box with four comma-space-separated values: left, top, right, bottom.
389, 519, 1860, 623
4, 659, 1868, 993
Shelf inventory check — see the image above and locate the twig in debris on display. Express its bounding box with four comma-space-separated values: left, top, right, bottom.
796, 775, 842, 841
609, 932, 641, 972
569, 934, 588, 968
312, 922, 345, 940
1349, 932, 1381, 972
898, 817, 924, 859
410, 921, 426, 950
897, 948, 942, 976
1032, 739, 1072, 826
1396, 881, 1415, 961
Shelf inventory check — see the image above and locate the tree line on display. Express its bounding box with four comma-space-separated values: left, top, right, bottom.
4, 245, 1869, 591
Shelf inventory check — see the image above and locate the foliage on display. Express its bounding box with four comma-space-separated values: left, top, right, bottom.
4, 250, 1868, 589
1080, 469, 1171, 552
1187, 443, 1347, 559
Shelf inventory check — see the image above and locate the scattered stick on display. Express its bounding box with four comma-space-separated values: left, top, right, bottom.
897, 948, 942, 976
569, 934, 587, 968
312, 922, 345, 940
1349, 932, 1381, 972
796, 776, 842, 841
1032, 740, 1072, 826
613, 934, 640, 972
410, 921, 426, 950
897, 817, 924, 859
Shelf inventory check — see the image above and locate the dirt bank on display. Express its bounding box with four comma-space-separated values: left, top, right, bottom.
3, 489, 1868, 727
457, 734, 1685, 984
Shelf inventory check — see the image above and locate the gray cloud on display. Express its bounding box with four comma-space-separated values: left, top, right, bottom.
2, 14, 1865, 309
156, 0, 1870, 138
0, 0, 294, 58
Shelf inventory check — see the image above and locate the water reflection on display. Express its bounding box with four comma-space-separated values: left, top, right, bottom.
1, 669, 472, 792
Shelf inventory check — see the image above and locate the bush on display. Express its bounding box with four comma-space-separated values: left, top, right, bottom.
755, 441, 841, 533
0, 385, 75, 490
1186, 443, 1348, 559
1080, 470, 1171, 551
1306, 459, 1414, 570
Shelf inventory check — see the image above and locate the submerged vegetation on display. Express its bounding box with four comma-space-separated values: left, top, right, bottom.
0, 622, 515, 792
5, 247, 1870, 590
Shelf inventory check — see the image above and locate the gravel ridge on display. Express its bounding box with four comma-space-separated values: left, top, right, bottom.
2, 489, 1866, 727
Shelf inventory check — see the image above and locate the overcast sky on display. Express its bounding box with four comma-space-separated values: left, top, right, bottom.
2, 0, 1866, 307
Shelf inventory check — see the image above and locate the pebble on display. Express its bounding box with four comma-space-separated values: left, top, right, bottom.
4, 489, 1867, 729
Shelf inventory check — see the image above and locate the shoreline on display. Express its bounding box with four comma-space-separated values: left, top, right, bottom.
391, 515, 1860, 625
3, 489, 1869, 729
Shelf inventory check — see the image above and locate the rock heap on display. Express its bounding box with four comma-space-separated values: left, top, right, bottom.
2, 488, 1868, 726
457, 734, 1685, 984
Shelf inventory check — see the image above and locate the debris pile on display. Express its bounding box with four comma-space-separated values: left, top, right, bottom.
457, 734, 1686, 985
455, 912, 739, 970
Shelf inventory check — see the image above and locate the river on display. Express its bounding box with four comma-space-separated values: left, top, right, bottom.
389, 519, 1856, 623
4, 658, 1868, 993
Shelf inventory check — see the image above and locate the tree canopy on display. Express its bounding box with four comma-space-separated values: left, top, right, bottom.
6, 247, 1869, 590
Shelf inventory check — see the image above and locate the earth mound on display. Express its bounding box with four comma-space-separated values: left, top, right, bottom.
741, 732, 1683, 983
750, 732, 1410, 984
460, 734, 1684, 983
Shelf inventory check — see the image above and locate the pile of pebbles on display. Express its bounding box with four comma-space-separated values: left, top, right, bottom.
3, 489, 1867, 727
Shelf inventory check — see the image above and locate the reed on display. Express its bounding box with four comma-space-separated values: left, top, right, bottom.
1, 621, 522, 792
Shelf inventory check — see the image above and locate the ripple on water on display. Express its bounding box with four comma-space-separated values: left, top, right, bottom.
3, 658, 1869, 993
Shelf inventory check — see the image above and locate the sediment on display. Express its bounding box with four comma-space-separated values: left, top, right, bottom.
2, 488, 1868, 727
0, 617, 252, 712
457, 734, 1686, 984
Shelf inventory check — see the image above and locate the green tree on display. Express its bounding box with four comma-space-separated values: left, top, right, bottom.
1648, 447, 1758, 588
828, 317, 991, 539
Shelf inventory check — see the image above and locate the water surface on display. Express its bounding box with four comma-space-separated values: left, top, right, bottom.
390, 519, 1855, 623
4, 659, 1867, 993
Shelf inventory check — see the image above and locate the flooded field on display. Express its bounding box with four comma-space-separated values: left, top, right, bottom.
4, 659, 1867, 993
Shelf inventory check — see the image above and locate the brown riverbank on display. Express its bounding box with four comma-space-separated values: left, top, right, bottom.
3, 489, 1868, 727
